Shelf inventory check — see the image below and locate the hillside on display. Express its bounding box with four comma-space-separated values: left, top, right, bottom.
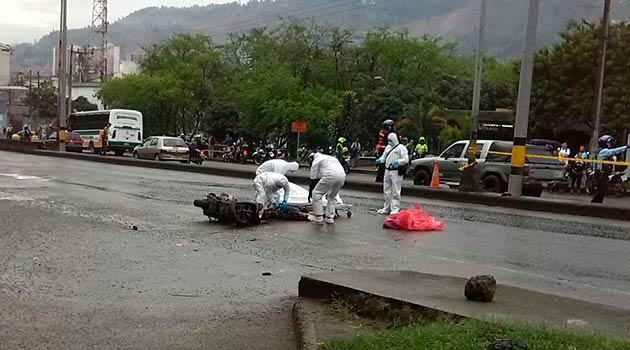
10, 0, 630, 75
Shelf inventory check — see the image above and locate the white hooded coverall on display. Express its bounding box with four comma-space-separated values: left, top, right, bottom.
253, 172, 291, 209
255, 159, 299, 176
377, 133, 409, 213
310, 153, 346, 219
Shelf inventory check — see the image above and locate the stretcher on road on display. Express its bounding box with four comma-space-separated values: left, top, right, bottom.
282, 183, 353, 218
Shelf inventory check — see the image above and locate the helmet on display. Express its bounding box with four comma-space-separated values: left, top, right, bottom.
598, 135, 614, 149
419, 137, 426, 142
338, 137, 346, 143
383, 119, 395, 127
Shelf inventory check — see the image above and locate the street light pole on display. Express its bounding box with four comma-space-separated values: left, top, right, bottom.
468, 0, 488, 163
590, 0, 612, 153
508, 0, 540, 197
58, 0, 68, 152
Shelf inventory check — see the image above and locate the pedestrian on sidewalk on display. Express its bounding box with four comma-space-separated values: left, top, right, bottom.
6, 123, 13, 139
100, 123, 111, 155
308, 152, 346, 224
376, 133, 409, 215
558, 142, 571, 177
569, 146, 588, 194
350, 138, 362, 168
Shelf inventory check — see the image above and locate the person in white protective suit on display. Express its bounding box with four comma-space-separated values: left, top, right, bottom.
253, 172, 291, 217
376, 133, 409, 214
256, 159, 299, 176
308, 153, 346, 224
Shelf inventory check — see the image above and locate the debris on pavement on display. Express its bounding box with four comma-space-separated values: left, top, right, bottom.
465, 275, 497, 302
262, 272, 272, 276
382, 203, 445, 231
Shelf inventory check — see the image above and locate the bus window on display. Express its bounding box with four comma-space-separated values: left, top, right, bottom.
117, 115, 138, 121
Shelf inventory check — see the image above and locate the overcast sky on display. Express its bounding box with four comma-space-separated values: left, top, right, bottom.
0, 0, 240, 43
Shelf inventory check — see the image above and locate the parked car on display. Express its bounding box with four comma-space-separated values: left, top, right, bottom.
48, 131, 84, 153
132, 136, 190, 162
409, 140, 566, 197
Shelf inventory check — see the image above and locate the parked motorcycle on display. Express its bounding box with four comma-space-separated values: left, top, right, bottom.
236, 143, 251, 164
253, 144, 275, 165
410, 151, 425, 161
586, 169, 628, 198
222, 146, 235, 163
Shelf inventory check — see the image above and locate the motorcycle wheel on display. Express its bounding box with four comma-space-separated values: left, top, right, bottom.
585, 178, 596, 195
229, 202, 252, 227
254, 156, 262, 165
612, 179, 626, 198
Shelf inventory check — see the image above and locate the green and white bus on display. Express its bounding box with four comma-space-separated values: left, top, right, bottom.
69, 109, 143, 156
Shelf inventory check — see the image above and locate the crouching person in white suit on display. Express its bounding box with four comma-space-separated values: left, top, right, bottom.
253, 172, 291, 217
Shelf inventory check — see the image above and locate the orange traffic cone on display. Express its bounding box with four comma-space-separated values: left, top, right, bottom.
430, 161, 441, 188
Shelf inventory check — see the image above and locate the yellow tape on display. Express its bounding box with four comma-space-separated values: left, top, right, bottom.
482, 150, 630, 166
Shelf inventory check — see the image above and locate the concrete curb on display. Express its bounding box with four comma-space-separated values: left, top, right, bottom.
292, 299, 320, 350
297, 270, 630, 339
2, 146, 629, 221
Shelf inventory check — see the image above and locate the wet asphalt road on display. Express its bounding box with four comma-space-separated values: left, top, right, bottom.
2, 151, 630, 350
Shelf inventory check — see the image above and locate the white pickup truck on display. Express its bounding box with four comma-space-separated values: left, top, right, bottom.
409, 140, 566, 197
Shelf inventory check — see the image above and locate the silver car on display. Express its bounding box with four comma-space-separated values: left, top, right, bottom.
133, 136, 190, 162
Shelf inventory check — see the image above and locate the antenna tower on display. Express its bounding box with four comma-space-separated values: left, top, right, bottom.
91, 0, 108, 81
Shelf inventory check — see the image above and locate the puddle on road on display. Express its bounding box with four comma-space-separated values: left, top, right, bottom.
0, 191, 34, 201
0, 173, 48, 181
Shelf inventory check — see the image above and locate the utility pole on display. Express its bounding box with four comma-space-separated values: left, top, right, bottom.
68, 44, 73, 117
468, 0, 488, 163
508, 0, 540, 197
589, 0, 612, 153
58, 0, 68, 151
28, 70, 32, 123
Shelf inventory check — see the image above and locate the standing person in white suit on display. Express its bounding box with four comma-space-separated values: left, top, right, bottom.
308, 153, 346, 224
376, 133, 409, 214
256, 159, 299, 176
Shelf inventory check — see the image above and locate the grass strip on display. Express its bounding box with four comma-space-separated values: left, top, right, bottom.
326, 319, 630, 350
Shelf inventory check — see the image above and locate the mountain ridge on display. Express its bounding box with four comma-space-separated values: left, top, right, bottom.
9, 0, 630, 75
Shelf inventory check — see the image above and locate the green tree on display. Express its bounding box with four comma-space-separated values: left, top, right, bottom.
530, 21, 630, 139
72, 96, 98, 112
97, 73, 182, 136
24, 79, 57, 120
99, 34, 234, 138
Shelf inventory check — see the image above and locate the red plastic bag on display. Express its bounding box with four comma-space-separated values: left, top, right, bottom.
383, 204, 445, 232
